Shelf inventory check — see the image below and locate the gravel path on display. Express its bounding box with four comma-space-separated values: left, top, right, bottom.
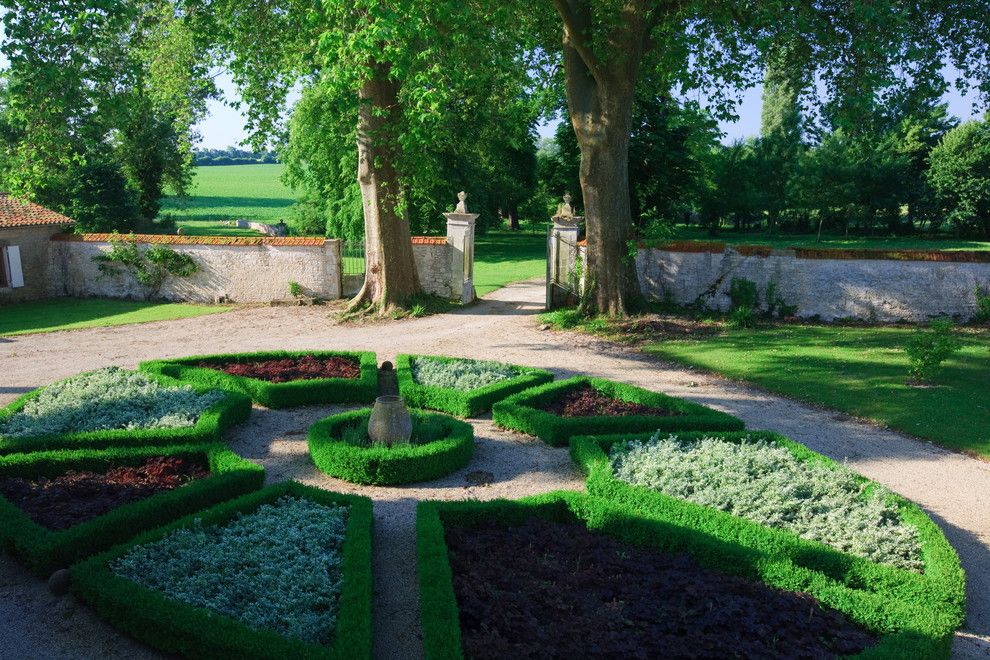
1, 279, 989, 659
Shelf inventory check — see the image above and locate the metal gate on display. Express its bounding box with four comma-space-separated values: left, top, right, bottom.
340, 240, 366, 297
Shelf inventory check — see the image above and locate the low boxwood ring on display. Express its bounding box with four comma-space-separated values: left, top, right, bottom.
308, 408, 474, 486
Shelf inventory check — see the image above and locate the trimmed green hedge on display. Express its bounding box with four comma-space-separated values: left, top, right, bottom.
309, 408, 474, 486
395, 354, 554, 417
418, 492, 961, 660
491, 377, 743, 446
141, 350, 379, 408
73, 481, 373, 660
570, 431, 965, 654
0, 443, 264, 576
0, 372, 251, 455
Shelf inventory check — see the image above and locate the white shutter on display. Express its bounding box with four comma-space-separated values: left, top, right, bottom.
5, 246, 24, 288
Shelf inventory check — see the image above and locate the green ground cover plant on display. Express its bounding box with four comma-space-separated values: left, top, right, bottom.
0, 298, 229, 337
610, 432, 921, 570
73, 481, 372, 660
0, 443, 263, 576
308, 408, 473, 486
0, 368, 251, 455
396, 355, 554, 418
491, 377, 743, 446
141, 351, 378, 409
418, 491, 962, 660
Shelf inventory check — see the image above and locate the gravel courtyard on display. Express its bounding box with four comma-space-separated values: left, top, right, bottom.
2, 279, 989, 659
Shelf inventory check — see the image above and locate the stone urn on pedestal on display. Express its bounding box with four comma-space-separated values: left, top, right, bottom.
368, 395, 413, 446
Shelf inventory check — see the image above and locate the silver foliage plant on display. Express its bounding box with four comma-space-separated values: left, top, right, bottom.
611, 434, 924, 571
112, 496, 350, 646
411, 357, 518, 391
0, 367, 224, 438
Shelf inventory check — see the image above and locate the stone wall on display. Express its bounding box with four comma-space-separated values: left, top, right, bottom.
0, 225, 63, 303
413, 237, 456, 298
635, 246, 990, 322
49, 234, 342, 303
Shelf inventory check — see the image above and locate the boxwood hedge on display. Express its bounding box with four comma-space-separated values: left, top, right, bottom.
0, 443, 264, 576
0, 372, 251, 455
418, 492, 962, 660
569, 431, 965, 655
140, 350, 379, 409
491, 377, 743, 446
308, 408, 474, 486
395, 354, 554, 417
73, 481, 372, 660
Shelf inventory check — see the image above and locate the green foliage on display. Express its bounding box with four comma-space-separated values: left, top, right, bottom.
728, 278, 758, 309
62, 154, 142, 232
397, 355, 554, 418
491, 377, 744, 446
419, 490, 963, 660
112, 496, 349, 646
974, 286, 990, 324
728, 305, 757, 329
611, 433, 922, 570
141, 351, 379, 409
72, 482, 373, 660
308, 409, 474, 486
0, 443, 263, 576
905, 319, 962, 384
94, 236, 198, 300
288, 281, 303, 298
929, 118, 990, 237
0, 370, 251, 455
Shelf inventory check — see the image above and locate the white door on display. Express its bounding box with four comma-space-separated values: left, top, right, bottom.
4, 245, 24, 288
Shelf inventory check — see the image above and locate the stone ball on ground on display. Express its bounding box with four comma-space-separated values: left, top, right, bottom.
48, 569, 71, 596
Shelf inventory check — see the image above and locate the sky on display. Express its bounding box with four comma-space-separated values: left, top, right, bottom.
198, 72, 983, 149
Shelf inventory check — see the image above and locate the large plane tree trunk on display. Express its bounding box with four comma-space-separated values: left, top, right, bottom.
350, 61, 421, 311
555, 0, 653, 316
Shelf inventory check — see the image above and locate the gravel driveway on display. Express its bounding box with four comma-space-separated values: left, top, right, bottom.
1, 279, 989, 659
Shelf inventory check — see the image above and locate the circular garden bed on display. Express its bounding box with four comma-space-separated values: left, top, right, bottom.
308, 408, 474, 486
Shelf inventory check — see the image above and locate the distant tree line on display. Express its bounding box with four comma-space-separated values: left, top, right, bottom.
194, 147, 279, 166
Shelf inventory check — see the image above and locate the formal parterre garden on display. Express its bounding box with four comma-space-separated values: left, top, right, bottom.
0, 351, 967, 658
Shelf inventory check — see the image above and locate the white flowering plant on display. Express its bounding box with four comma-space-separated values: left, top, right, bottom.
410, 357, 519, 390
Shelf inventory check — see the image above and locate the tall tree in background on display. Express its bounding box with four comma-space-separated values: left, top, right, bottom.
758, 47, 805, 233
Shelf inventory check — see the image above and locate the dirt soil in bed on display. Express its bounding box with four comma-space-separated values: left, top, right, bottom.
445, 517, 877, 660
197, 355, 360, 382
541, 384, 678, 418
0, 457, 208, 531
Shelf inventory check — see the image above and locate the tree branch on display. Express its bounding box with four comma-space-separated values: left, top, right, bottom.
553, 0, 605, 86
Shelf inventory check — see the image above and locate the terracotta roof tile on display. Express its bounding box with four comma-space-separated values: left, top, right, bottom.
52, 233, 329, 247
411, 236, 448, 245
0, 194, 74, 229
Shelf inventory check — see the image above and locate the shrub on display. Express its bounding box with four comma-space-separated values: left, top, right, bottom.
728, 277, 758, 310
905, 319, 961, 384
611, 433, 922, 570
491, 377, 743, 446
94, 235, 198, 300
0, 369, 251, 455
141, 351, 378, 409
73, 482, 372, 660
974, 285, 990, 324
728, 305, 756, 329
0, 443, 264, 576
396, 355, 554, 417
288, 281, 304, 298
308, 408, 473, 486
419, 492, 962, 660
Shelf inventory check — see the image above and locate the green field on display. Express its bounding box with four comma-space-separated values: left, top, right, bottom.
161, 164, 295, 236
666, 226, 990, 251
0, 299, 230, 336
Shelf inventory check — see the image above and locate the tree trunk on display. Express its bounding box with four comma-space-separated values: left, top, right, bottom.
508, 205, 519, 230
556, 1, 648, 316
350, 61, 421, 311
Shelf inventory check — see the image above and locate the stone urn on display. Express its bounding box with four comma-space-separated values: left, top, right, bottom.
367, 395, 413, 446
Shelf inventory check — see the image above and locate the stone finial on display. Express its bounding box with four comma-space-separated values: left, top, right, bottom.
555, 192, 574, 218
455, 191, 468, 214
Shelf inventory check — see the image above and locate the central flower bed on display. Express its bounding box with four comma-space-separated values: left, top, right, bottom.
308, 408, 474, 485
0, 368, 250, 455
72, 482, 372, 658
141, 350, 378, 409
492, 376, 744, 446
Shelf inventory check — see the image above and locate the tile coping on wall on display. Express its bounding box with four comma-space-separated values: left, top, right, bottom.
411, 236, 449, 245
634, 240, 990, 263
52, 233, 334, 248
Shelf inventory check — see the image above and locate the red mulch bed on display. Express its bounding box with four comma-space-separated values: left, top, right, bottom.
0, 457, 208, 531
197, 355, 360, 383
445, 518, 877, 659
540, 385, 676, 418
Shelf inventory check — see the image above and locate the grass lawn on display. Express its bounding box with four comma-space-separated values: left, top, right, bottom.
0, 299, 230, 336
667, 225, 990, 251
161, 164, 294, 236
642, 325, 990, 458
474, 227, 547, 297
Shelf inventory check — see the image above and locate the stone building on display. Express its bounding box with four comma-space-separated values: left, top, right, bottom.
0, 194, 74, 303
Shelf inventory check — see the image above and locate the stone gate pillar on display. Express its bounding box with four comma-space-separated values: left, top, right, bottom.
444, 192, 478, 304
546, 194, 582, 309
